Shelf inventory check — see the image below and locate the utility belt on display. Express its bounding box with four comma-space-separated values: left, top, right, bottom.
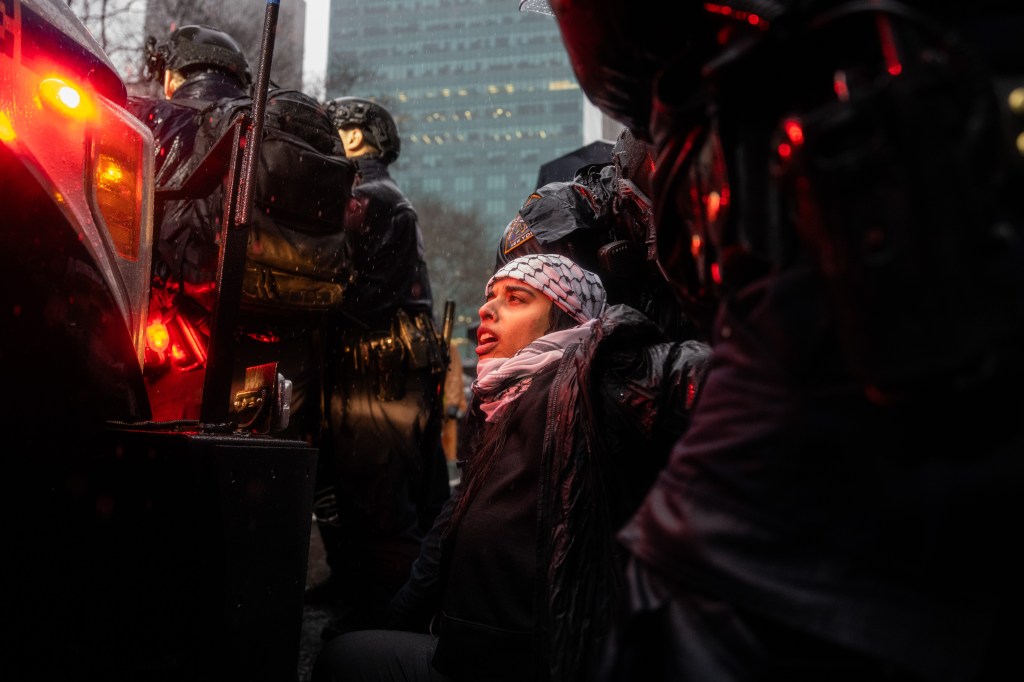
342, 309, 447, 402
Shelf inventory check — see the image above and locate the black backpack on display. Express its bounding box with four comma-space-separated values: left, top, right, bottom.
204, 89, 358, 312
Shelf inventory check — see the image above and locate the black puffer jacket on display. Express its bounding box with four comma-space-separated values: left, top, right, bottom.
387, 304, 710, 682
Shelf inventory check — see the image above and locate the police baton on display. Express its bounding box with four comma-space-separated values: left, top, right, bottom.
237, 0, 280, 226
200, 0, 281, 426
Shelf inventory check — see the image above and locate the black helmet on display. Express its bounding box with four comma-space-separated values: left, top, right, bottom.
326, 97, 401, 163
144, 24, 252, 88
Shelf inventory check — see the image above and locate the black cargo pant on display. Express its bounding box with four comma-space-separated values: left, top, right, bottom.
313, 327, 449, 632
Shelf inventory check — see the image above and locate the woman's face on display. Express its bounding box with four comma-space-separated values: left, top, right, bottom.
476, 278, 553, 361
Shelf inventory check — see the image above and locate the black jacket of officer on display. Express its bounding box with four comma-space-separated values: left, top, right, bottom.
342, 154, 434, 327
129, 25, 253, 295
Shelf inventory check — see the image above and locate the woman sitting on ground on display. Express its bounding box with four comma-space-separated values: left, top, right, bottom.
314, 253, 710, 682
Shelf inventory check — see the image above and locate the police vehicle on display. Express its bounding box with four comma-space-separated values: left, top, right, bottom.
1, 1, 315, 679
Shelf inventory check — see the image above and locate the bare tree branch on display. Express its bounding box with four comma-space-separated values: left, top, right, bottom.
413, 195, 495, 339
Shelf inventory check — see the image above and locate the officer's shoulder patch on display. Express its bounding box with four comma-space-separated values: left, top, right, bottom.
522, 192, 544, 208
502, 214, 535, 254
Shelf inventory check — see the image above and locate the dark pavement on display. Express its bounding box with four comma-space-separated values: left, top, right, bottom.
298, 523, 333, 682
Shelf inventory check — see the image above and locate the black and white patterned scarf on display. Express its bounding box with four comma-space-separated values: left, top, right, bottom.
473, 254, 607, 422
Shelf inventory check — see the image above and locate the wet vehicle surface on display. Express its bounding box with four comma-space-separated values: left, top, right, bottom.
2, 1, 317, 680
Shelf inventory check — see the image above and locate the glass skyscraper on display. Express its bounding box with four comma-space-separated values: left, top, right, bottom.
325, 0, 588, 240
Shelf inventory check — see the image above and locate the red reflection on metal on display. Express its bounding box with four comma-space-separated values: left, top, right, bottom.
876, 14, 902, 76
246, 332, 281, 344
703, 3, 770, 30
834, 72, 851, 101
176, 315, 208, 366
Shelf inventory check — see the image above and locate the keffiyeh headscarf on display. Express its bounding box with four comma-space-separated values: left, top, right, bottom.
475, 254, 607, 422
486, 254, 607, 325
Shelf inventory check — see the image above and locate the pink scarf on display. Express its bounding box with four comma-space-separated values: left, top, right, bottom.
472, 320, 597, 423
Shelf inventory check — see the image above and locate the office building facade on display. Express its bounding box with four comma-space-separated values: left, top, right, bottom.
326, 0, 590, 239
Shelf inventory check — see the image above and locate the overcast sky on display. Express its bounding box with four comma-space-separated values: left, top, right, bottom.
302, 0, 329, 86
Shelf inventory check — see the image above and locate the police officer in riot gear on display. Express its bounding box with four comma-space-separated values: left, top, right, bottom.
535, 1, 1024, 681
129, 25, 354, 440
309, 96, 450, 636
